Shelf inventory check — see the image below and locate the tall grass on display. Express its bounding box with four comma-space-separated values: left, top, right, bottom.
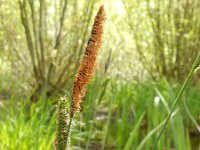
0, 98, 56, 150
153, 51, 200, 149
0, 79, 199, 149
78, 78, 200, 149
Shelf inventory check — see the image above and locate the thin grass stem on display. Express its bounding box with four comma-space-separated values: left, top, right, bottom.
152, 52, 200, 149
66, 116, 73, 149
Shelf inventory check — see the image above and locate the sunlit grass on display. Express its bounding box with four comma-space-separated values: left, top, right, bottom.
0, 79, 199, 149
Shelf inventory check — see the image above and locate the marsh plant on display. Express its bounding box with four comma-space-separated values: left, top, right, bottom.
54, 3, 200, 150
55, 5, 106, 150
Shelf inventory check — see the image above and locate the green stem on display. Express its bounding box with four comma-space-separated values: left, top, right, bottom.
152, 52, 200, 150
66, 116, 73, 149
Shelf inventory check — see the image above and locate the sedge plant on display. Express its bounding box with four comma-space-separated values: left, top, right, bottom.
55, 5, 106, 150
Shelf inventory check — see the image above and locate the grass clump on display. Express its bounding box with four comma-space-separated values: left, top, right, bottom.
153, 51, 200, 149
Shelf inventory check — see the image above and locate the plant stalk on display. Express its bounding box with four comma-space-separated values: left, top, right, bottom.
65, 116, 73, 149
152, 52, 200, 150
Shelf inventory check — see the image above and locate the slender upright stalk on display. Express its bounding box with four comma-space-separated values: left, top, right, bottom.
68, 4, 105, 147
65, 116, 73, 149
55, 5, 105, 150
56, 97, 68, 150
152, 52, 200, 149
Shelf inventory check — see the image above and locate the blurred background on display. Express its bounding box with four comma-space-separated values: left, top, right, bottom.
0, 0, 199, 149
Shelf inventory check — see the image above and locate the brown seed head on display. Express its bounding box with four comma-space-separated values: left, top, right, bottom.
71, 5, 106, 116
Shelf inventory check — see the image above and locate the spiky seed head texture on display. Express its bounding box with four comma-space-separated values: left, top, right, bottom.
55, 97, 69, 150
71, 5, 106, 116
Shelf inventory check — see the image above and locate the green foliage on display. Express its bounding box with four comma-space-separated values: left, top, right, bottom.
71, 79, 200, 149
1, 0, 199, 98
0, 99, 56, 150
123, 0, 200, 79
0, 79, 199, 149
0, 0, 105, 99
0, 0, 200, 149
153, 51, 200, 149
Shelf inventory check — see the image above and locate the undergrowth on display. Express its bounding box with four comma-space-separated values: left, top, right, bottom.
0, 79, 199, 149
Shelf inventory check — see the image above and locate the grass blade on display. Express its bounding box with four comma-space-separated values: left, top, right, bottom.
124, 112, 145, 150
152, 52, 200, 149
137, 110, 178, 150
